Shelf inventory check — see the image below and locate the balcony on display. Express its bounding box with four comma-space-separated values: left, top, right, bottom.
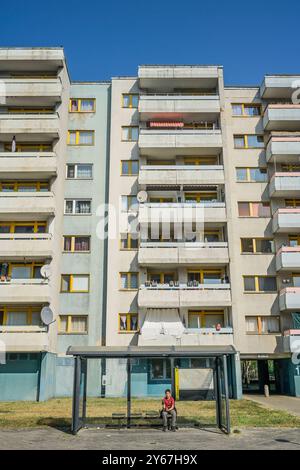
138, 284, 231, 308
0, 326, 49, 352
139, 165, 225, 186
0, 152, 56, 178
263, 105, 300, 131
272, 208, 300, 233
139, 202, 226, 226
279, 287, 300, 311
138, 242, 229, 266
282, 329, 300, 353
269, 173, 300, 198
139, 129, 222, 156
0, 192, 55, 218
0, 279, 50, 303
260, 75, 300, 99
138, 65, 220, 89
266, 135, 300, 163
139, 94, 220, 120
2, 78, 62, 106
0, 114, 60, 140
0, 233, 52, 259
276, 247, 300, 272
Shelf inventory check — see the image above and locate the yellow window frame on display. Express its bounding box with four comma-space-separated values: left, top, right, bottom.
243, 275, 277, 293
188, 310, 224, 328
69, 98, 96, 113
289, 235, 300, 246
232, 103, 261, 117
234, 134, 264, 149
149, 196, 174, 203
148, 272, 176, 283
185, 191, 217, 202
147, 160, 176, 166
122, 94, 139, 109
67, 130, 95, 146
285, 199, 300, 208
58, 314, 88, 334
187, 269, 223, 283
1, 306, 41, 326
119, 272, 139, 290
204, 230, 221, 241
240, 238, 274, 253
118, 313, 139, 332
184, 156, 217, 165
246, 315, 280, 335
63, 236, 91, 253
0, 181, 49, 192
0, 221, 47, 234
4, 143, 51, 152
8, 262, 43, 278
60, 274, 90, 293
236, 167, 267, 182
121, 126, 139, 142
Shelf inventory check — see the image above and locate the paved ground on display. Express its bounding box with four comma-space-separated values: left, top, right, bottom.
244, 395, 300, 417
0, 426, 299, 450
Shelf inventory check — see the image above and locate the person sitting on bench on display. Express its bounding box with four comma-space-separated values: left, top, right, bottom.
161, 389, 177, 432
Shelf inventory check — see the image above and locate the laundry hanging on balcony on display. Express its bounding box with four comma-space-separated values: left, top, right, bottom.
139, 308, 185, 345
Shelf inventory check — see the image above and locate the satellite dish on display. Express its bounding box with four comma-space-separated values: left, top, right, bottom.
137, 191, 148, 203
40, 306, 55, 326
40, 264, 52, 279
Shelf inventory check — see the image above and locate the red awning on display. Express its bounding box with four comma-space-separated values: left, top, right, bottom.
149, 121, 184, 128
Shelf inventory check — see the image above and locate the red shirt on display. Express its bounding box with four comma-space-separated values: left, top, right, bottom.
163, 397, 175, 410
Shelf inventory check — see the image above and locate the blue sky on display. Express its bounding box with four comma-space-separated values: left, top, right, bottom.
1, 0, 300, 84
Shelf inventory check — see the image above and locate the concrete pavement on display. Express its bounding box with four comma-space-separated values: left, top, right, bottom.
244, 395, 300, 417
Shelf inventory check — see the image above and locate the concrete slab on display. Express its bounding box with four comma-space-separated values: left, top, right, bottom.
244, 395, 300, 417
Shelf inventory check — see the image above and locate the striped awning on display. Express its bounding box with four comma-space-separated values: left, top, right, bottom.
149, 121, 184, 128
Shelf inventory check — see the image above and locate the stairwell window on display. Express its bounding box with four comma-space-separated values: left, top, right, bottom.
120, 272, 139, 290
121, 195, 138, 212
59, 315, 88, 333
61, 274, 90, 293
232, 104, 261, 117
246, 316, 280, 334
234, 134, 264, 149
121, 126, 139, 141
243, 275, 277, 293
238, 202, 270, 217
120, 234, 139, 250
121, 160, 139, 175
64, 200, 91, 215
118, 313, 138, 332
188, 310, 225, 328
66, 164, 93, 179
68, 130, 94, 146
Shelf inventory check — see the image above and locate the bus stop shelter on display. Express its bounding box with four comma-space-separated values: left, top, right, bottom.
67, 345, 236, 435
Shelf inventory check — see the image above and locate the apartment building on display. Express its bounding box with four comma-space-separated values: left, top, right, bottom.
0, 48, 70, 400
105, 67, 300, 398
0, 48, 299, 400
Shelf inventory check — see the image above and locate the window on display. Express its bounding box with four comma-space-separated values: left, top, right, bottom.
0, 222, 46, 234
121, 160, 139, 175
61, 275, 89, 293
184, 191, 218, 202
281, 164, 300, 172
236, 168, 267, 182
64, 200, 91, 215
63, 236, 90, 252
184, 156, 218, 165
0, 262, 43, 280
68, 130, 94, 145
66, 164, 93, 179
238, 202, 270, 217
59, 315, 88, 333
232, 104, 261, 117
120, 272, 139, 290
246, 316, 280, 334
148, 272, 176, 284
188, 310, 225, 328
0, 306, 42, 326
0, 181, 49, 192
120, 234, 139, 250
234, 134, 264, 149
118, 313, 138, 332
4, 143, 52, 152
150, 359, 171, 380
121, 195, 138, 211
241, 238, 274, 254
69, 99, 95, 113
204, 230, 221, 242
122, 94, 139, 108
285, 199, 300, 208
121, 126, 139, 141
243, 276, 277, 292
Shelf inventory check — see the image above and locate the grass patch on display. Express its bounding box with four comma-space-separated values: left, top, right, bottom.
0, 397, 299, 430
